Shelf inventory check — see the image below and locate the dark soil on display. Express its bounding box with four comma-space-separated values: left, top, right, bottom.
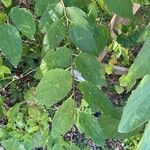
64, 126, 103, 150
106, 139, 124, 150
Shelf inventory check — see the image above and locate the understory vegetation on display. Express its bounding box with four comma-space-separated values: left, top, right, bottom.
0, 0, 150, 149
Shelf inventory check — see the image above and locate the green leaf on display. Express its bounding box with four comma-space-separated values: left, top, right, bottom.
66, 144, 80, 150
49, 136, 79, 150
1, 0, 12, 7
69, 24, 98, 55
105, 0, 134, 19
7, 103, 21, 125
43, 19, 66, 52
138, 122, 150, 150
47, 136, 55, 150
0, 24, 22, 67
67, 7, 98, 55
10, 7, 36, 40
39, 47, 71, 77
117, 26, 150, 48
51, 98, 76, 138
23, 138, 33, 150
28, 106, 41, 119
64, 0, 88, 10
24, 87, 36, 101
66, 6, 88, 24
32, 132, 45, 147
0, 127, 5, 139
79, 113, 104, 145
0, 12, 7, 24
0, 96, 4, 106
93, 25, 110, 53
120, 35, 150, 89
52, 144, 62, 150
79, 82, 121, 119
137, 26, 150, 42
39, 3, 63, 33
98, 116, 127, 139
118, 75, 150, 133
75, 52, 106, 86
36, 69, 72, 107
88, 2, 98, 20
0, 65, 11, 78
1, 139, 22, 150
34, 0, 55, 16
98, 0, 105, 10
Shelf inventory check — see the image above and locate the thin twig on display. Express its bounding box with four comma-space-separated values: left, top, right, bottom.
61, 0, 76, 101
102, 63, 128, 75
0, 79, 15, 91
60, 1, 76, 147
0, 69, 36, 91
60, 0, 69, 26
98, 46, 108, 62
